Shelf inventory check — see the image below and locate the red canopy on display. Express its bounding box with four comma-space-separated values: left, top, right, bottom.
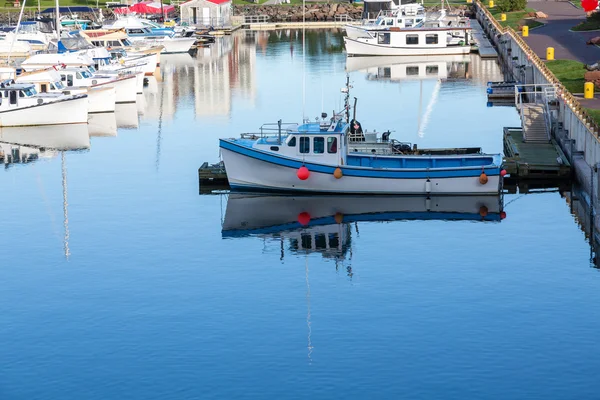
114, 1, 175, 15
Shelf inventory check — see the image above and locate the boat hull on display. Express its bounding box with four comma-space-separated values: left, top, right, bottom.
220, 144, 501, 195
87, 85, 116, 113
95, 75, 137, 104
0, 123, 90, 149
344, 36, 472, 56
0, 96, 88, 127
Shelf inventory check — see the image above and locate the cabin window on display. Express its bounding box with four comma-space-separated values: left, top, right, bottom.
76, 72, 83, 79
67, 75, 73, 87
426, 34, 438, 44
406, 66, 419, 76
270, 146, 279, 151
327, 137, 337, 154
40, 84, 47, 93
314, 137, 324, 154
406, 35, 419, 45
301, 234, 312, 249
385, 19, 393, 26
288, 136, 296, 147
315, 233, 327, 249
19, 90, 24, 98
9, 91, 16, 105
299, 136, 310, 153
378, 33, 390, 45
405, 18, 414, 27
426, 65, 439, 75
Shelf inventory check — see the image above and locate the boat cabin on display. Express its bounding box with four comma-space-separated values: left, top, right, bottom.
250, 116, 349, 166
80, 29, 134, 48
15, 68, 68, 93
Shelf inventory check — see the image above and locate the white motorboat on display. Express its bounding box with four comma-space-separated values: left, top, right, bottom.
10, 67, 117, 113
345, 4, 426, 40
0, 81, 88, 126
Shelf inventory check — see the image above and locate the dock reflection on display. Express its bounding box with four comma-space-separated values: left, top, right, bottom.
222, 193, 504, 264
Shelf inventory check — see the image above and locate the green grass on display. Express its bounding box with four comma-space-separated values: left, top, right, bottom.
488, 7, 544, 30
572, 19, 600, 30
546, 59, 587, 93
586, 108, 600, 123
422, 0, 467, 6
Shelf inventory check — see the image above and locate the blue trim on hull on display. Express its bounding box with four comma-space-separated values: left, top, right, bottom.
220, 139, 501, 179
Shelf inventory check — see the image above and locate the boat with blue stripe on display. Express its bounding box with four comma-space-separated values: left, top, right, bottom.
219, 79, 505, 195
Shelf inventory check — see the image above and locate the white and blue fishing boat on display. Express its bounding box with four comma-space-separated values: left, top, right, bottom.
219, 79, 505, 195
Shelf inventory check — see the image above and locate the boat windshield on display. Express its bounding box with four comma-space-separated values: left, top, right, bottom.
53, 81, 65, 90
88, 65, 97, 73
122, 38, 133, 46
80, 70, 92, 78
22, 87, 37, 96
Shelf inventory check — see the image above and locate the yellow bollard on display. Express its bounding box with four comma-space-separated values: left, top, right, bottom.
546, 47, 554, 60
489, 0, 494, 7
466, 0, 472, 3
522, 25, 529, 37
585, 82, 594, 99
501, 13, 507, 21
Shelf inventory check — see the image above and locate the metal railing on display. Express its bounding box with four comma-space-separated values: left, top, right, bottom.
243, 15, 270, 24
334, 14, 354, 22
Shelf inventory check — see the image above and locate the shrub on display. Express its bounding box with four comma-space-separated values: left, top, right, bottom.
496, 0, 527, 12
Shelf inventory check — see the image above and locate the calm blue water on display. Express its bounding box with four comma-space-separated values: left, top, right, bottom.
1, 30, 599, 399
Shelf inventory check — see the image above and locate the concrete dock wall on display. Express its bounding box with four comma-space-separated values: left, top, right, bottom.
474, 0, 600, 233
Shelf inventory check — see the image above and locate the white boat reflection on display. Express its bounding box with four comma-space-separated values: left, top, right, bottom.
346, 54, 471, 81
0, 123, 90, 151
115, 103, 139, 129
88, 113, 117, 137
222, 193, 503, 237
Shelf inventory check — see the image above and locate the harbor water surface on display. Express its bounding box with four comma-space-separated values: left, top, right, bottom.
1, 30, 599, 399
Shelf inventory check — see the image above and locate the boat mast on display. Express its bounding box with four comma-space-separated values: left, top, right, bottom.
62, 152, 71, 259
7, 0, 27, 66
55, 0, 60, 39
344, 74, 350, 123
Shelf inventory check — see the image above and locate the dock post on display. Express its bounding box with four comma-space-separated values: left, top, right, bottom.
522, 26, 529, 37
501, 13, 506, 21
585, 82, 594, 99
488, 0, 494, 7
546, 47, 554, 61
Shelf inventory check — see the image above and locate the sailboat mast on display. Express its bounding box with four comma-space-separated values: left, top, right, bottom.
8, 0, 27, 66
55, 0, 60, 39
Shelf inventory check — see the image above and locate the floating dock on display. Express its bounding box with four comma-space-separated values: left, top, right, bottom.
503, 127, 571, 179
470, 19, 498, 59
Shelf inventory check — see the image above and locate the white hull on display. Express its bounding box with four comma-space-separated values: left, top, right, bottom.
126, 52, 159, 75
95, 75, 137, 104
0, 96, 88, 127
221, 148, 500, 195
223, 193, 502, 232
88, 112, 117, 137
0, 123, 90, 149
161, 37, 196, 54
344, 36, 472, 56
87, 86, 116, 113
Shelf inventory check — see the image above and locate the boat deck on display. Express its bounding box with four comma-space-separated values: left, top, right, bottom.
503, 127, 571, 179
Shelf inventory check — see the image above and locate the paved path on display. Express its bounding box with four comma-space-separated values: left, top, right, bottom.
525, 1, 600, 64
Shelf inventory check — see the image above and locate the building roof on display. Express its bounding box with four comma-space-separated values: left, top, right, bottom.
181, 0, 230, 6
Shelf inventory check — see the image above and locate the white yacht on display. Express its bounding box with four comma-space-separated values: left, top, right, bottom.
0, 80, 88, 126
12, 67, 116, 113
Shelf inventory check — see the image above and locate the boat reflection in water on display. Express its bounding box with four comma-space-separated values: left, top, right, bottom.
115, 103, 139, 129
346, 54, 471, 82
222, 193, 504, 262
0, 123, 90, 165
88, 113, 117, 137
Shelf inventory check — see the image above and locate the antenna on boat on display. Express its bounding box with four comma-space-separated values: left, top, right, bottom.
343, 74, 351, 123
302, 0, 306, 123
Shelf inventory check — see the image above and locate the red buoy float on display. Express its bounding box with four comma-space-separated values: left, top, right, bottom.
297, 166, 310, 180
298, 212, 311, 226
500, 169, 507, 177
500, 211, 507, 219
334, 212, 344, 224
479, 206, 489, 217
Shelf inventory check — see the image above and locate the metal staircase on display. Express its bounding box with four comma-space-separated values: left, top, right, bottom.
521, 104, 550, 143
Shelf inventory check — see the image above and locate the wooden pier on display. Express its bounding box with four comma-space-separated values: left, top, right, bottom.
503, 127, 571, 179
